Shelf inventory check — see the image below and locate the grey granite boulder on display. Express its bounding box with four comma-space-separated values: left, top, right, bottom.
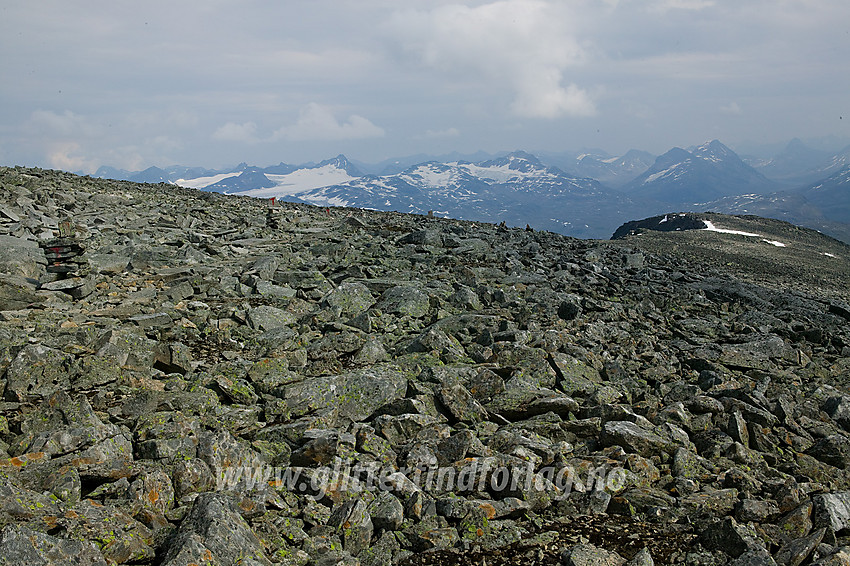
3, 344, 74, 402
700, 516, 764, 558
0, 525, 108, 566
0, 235, 45, 278
814, 492, 850, 532
375, 285, 430, 318
247, 305, 296, 331
324, 281, 375, 317
561, 543, 626, 566
328, 498, 374, 556
162, 493, 271, 566
0, 274, 44, 311
279, 365, 408, 424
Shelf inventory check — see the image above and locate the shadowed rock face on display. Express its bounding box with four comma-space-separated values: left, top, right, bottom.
611, 213, 706, 239
1, 165, 850, 565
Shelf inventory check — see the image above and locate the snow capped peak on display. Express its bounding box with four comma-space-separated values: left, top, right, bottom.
507, 150, 542, 163
693, 140, 736, 162
316, 154, 362, 176
480, 151, 545, 173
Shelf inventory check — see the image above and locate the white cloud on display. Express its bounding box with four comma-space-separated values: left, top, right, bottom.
273, 103, 385, 141
28, 110, 103, 138
649, 0, 715, 12
720, 102, 743, 115
387, 0, 596, 119
45, 142, 99, 174
423, 127, 461, 139
512, 79, 596, 119
213, 121, 259, 143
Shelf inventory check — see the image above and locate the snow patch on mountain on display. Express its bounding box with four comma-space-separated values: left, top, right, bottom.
239, 164, 360, 198
643, 163, 684, 184
175, 172, 242, 189
702, 220, 761, 237
703, 220, 788, 247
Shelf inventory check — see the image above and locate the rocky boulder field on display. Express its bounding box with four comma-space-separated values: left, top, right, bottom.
1, 165, 850, 565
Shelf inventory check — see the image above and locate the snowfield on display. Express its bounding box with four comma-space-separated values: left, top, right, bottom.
703, 220, 787, 247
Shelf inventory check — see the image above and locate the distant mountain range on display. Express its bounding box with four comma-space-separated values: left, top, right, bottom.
703, 163, 850, 244
269, 152, 650, 239
92, 138, 850, 243
622, 140, 776, 203
536, 148, 657, 188
746, 137, 850, 185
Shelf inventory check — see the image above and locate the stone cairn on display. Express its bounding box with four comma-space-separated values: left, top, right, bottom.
39, 219, 86, 277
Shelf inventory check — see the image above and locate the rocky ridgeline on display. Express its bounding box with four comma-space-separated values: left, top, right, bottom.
1, 166, 850, 566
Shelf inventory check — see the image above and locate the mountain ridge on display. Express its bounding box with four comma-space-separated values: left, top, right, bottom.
87, 139, 850, 243
622, 140, 776, 203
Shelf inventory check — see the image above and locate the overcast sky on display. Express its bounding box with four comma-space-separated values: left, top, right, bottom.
2, 0, 849, 173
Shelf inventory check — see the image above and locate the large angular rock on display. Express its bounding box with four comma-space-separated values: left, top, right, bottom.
324, 281, 375, 317
700, 516, 764, 558
600, 421, 677, 457
127, 469, 176, 527
162, 493, 271, 566
0, 525, 108, 566
290, 429, 356, 467
367, 491, 405, 532
197, 429, 266, 479
87, 252, 130, 274
825, 395, 850, 433
485, 388, 578, 421
814, 492, 850, 532
247, 305, 296, 331
279, 365, 408, 424
399, 229, 442, 246
13, 392, 126, 464
806, 435, 850, 469
93, 328, 158, 371
328, 499, 374, 556
3, 344, 74, 402
0, 274, 44, 311
0, 235, 45, 278
774, 527, 826, 566
375, 285, 430, 318
731, 550, 777, 566
438, 383, 487, 423
0, 476, 62, 524
561, 543, 627, 566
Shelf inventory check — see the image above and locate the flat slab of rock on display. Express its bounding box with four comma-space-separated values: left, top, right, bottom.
0, 274, 44, 310
561, 543, 626, 566
600, 420, 677, 457
280, 365, 409, 423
